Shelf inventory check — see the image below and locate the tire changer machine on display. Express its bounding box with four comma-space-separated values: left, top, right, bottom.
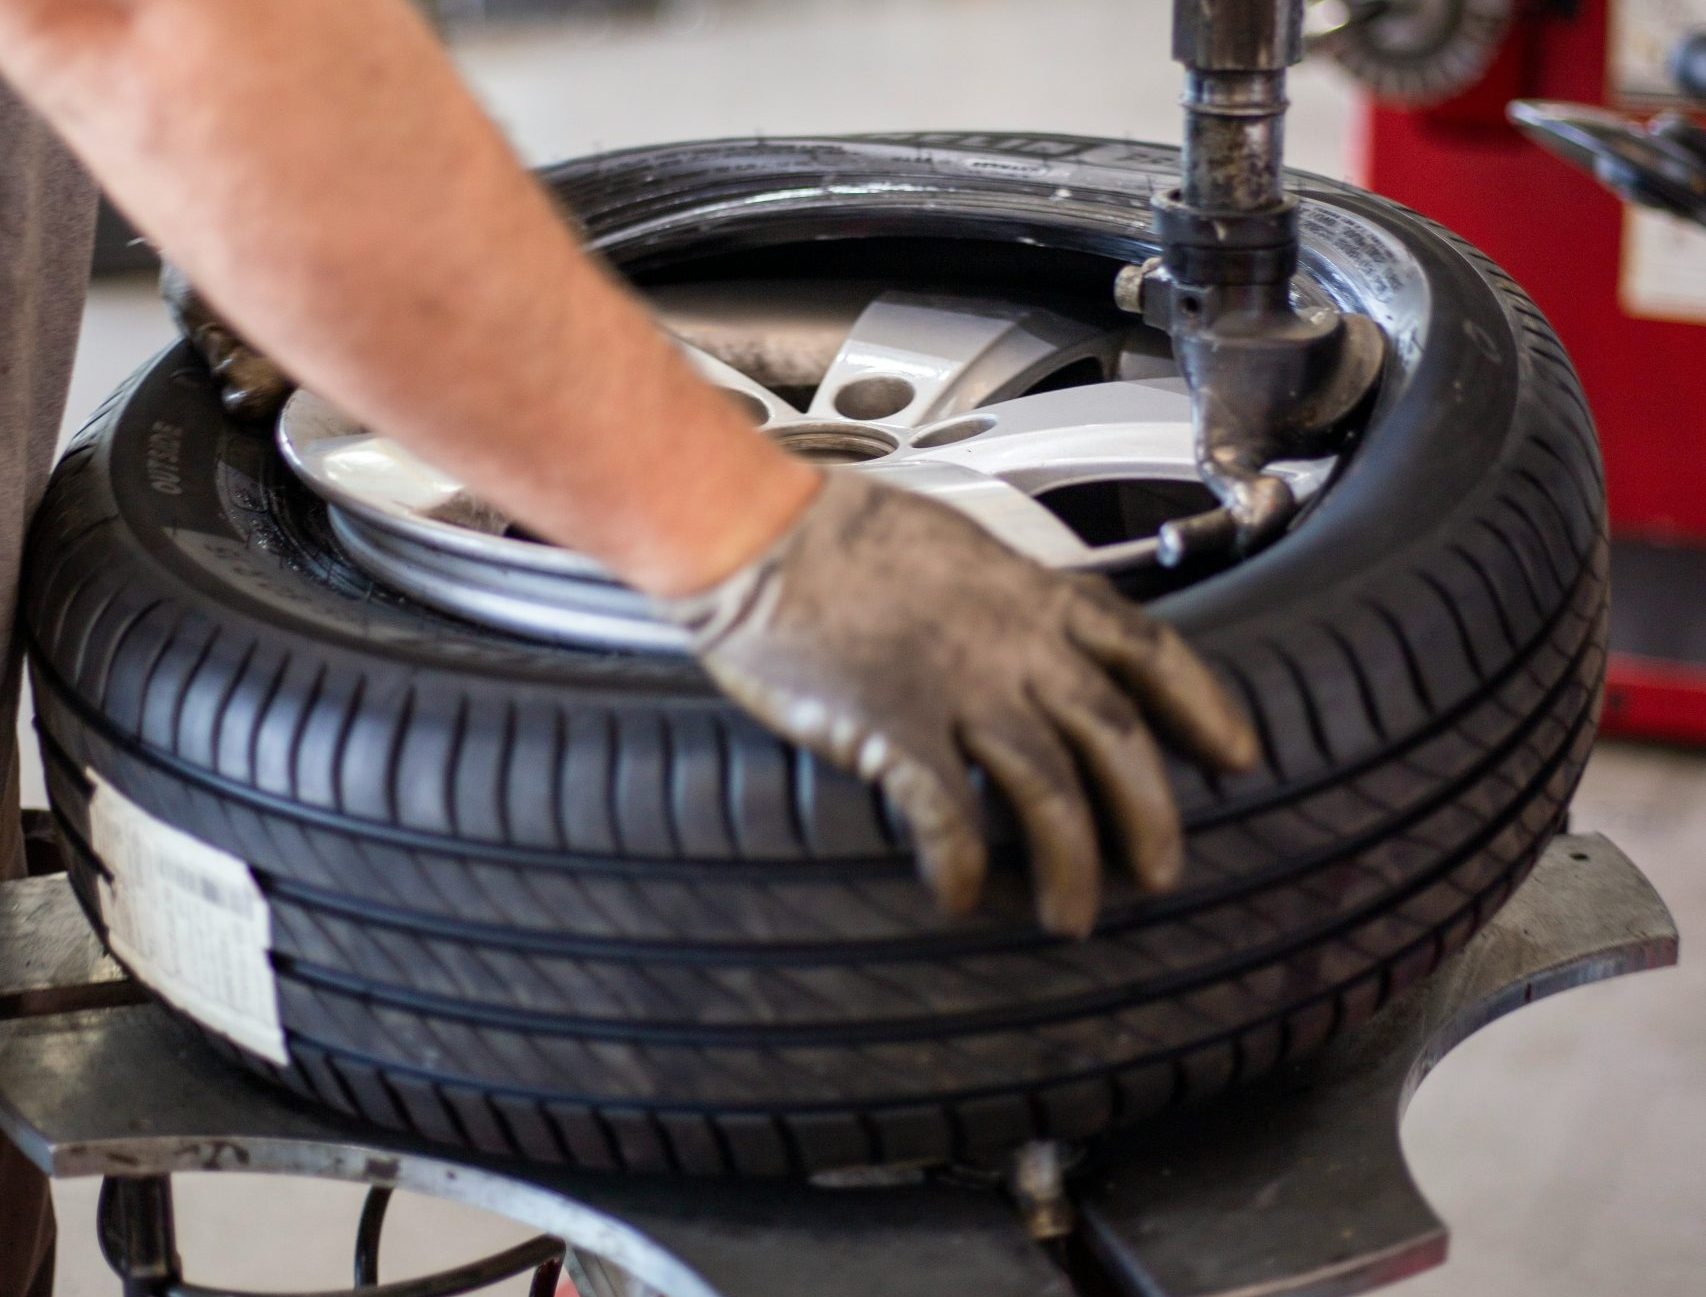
0, 4, 1682, 1296
1318, 0, 1706, 742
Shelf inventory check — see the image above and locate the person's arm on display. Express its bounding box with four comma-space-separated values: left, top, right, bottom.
0, 0, 818, 597
0, 0, 1258, 935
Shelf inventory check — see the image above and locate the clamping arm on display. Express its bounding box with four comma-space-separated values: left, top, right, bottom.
1128, 0, 1385, 565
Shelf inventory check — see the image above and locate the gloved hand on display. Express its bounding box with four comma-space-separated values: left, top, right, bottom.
667, 473, 1258, 937
161, 262, 294, 420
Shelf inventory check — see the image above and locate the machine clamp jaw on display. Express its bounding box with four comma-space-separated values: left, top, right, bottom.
1512, 99, 1706, 229
1124, 0, 1386, 566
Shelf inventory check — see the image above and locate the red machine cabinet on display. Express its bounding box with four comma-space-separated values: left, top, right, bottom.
1355, 0, 1706, 742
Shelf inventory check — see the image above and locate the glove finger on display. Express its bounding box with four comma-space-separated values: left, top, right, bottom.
1067, 590, 1258, 773
699, 659, 988, 918
216, 348, 295, 421
960, 718, 1101, 938
1036, 673, 1184, 893
162, 262, 294, 421
878, 754, 989, 917
159, 261, 203, 332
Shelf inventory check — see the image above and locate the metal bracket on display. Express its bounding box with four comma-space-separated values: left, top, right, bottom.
1133, 0, 1386, 566
0, 833, 1676, 1297
1512, 100, 1706, 228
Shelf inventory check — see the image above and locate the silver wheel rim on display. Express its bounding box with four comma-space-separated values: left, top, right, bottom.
278, 286, 1336, 653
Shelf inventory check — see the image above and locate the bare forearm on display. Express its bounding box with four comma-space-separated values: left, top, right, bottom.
0, 0, 816, 595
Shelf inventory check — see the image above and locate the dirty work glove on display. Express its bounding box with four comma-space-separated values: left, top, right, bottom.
161, 262, 294, 420
666, 473, 1258, 937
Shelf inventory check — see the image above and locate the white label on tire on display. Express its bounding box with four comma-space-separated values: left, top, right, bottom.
89, 772, 287, 1065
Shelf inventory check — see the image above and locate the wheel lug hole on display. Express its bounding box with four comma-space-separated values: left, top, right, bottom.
832, 376, 916, 421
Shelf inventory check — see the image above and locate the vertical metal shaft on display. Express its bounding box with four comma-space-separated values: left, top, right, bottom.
1147, 0, 1384, 566
101, 1176, 183, 1297
1172, 0, 1304, 216
1181, 70, 1289, 212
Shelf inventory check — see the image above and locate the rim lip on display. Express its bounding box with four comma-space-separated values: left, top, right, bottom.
275, 397, 622, 586
279, 397, 1333, 586
278, 187, 1390, 652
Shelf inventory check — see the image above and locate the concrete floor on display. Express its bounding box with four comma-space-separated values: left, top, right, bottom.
31, 1, 1705, 1293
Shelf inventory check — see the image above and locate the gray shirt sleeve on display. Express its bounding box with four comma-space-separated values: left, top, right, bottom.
0, 81, 97, 883
0, 77, 95, 1297
0, 73, 96, 1297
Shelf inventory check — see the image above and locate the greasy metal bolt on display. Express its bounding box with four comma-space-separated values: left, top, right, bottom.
1113, 259, 1158, 316
1010, 1140, 1075, 1241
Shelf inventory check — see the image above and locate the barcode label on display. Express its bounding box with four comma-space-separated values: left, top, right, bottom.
89, 772, 287, 1065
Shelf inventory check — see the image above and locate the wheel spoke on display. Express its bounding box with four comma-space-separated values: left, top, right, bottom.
860, 461, 1094, 567
891, 379, 1198, 495
678, 343, 802, 427
807, 293, 1125, 429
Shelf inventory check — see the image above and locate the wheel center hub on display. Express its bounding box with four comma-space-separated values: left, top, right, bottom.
769, 421, 900, 465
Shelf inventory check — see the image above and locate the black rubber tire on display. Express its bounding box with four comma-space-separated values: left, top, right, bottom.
25, 133, 1607, 1177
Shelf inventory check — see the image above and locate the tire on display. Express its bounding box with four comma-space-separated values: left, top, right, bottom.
24, 133, 1606, 1177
